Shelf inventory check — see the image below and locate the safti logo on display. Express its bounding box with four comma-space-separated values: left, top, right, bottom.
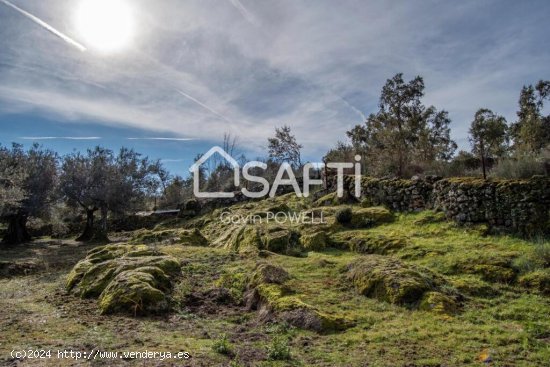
190, 146, 362, 199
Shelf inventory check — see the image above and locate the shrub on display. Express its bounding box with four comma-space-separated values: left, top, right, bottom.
335, 207, 353, 224
489, 156, 546, 179
212, 334, 233, 355
267, 336, 291, 361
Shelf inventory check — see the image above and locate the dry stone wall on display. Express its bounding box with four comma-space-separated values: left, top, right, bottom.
344, 175, 550, 236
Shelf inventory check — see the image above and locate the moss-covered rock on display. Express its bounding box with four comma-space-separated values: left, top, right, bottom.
131, 229, 178, 244
350, 207, 394, 227
300, 231, 330, 251
247, 283, 352, 333
448, 253, 518, 283
314, 192, 340, 207
250, 263, 290, 286
418, 291, 460, 314
518, 269, 550, 295
261, 228, 303, 256
66, 244, 181, 315
473, 264, 516, 283
215, 270, 249, 304
179, 228, 208, 246
332, 231, 407, 255
450, 276, 498, 298
347, 255, 458, 308
99, 268, 171, 314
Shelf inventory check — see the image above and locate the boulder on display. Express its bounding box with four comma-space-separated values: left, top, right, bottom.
249, 263, 290, 286
350, 207, 394, 227
300, 231, 330, 251
347, 255, 460, 309
332, 231, 407, 255
66, 244, 181, 315
179, 228, 208, 246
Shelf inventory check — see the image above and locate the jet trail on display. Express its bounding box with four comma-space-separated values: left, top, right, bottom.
0, 0, 86, 51
175, 89, 232, 123
229, 0, 259, 26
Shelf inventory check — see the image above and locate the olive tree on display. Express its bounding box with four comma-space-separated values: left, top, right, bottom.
0, 143, 57, 244
60, 147, 158, 242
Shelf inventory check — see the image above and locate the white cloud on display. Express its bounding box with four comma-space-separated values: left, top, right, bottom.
1, 0, 549, 156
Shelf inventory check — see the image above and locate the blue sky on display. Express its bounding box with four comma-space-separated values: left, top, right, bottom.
1, 0, 549, 176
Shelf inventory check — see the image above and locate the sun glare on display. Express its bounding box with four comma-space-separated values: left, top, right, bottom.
74, 0, 134, 53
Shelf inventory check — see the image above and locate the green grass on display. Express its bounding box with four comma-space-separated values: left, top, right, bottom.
1, 200, 549, 366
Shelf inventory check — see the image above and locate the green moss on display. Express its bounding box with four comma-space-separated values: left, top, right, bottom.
261, 228, 303, 256
418, 291, 460, 314
350, 207, 394, 227
178, 228, 208, 246
347, 255, 456, 307
131, 229, 179, 244
99, 269, 170, 315
332, 231, 407, 255
300, 231, 330, 251
249, 263, 290, 286
66, 244, 181, 314
215, 270, 249, 303
450, 275, 498, 298
314, 192, 340, 207
472, 264, 516, 283
254, 284, 353, 332
518, 269, 550, 295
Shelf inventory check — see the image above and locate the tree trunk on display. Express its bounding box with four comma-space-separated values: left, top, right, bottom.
76, 208, 109, 243
481, 154, 487, 180
2, 213, 31, 245
76, 208, 96, 242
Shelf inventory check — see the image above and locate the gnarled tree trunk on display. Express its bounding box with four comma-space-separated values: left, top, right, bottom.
2, 213, 31, 245
76, 207, 108, 242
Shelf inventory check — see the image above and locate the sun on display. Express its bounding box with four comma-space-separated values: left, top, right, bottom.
74, 0, 134, 53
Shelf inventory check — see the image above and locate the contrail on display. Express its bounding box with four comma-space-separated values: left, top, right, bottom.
0, 0, 86, 51
20, 136, 101, 140
228, 0, 259, 26
339, 96, 366, 121
127, 137, 196, 142
175, 89, 232, 123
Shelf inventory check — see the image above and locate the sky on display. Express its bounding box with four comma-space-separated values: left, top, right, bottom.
1, 0, 549, 176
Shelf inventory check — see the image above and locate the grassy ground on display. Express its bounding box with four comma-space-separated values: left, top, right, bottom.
1, 199, 549, 366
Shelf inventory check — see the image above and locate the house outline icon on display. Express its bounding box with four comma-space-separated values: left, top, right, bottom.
189, 146, 240, 198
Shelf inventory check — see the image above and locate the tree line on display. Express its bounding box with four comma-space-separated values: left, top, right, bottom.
1, 73, 548, 245
327, 74, 549, 179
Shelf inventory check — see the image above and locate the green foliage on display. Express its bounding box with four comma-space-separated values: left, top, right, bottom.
267, 336, 291, 361
212, 334, 233, 355
510, 81, 550, 155
346, 73, 456, 178
489, 155, 547, 179
335, 207, 353, 224
267, 125, 303, 168
469, 108, 508, 178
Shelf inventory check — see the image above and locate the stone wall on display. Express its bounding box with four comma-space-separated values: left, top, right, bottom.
344, 175, 550, 236
432, 177, 549, 235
